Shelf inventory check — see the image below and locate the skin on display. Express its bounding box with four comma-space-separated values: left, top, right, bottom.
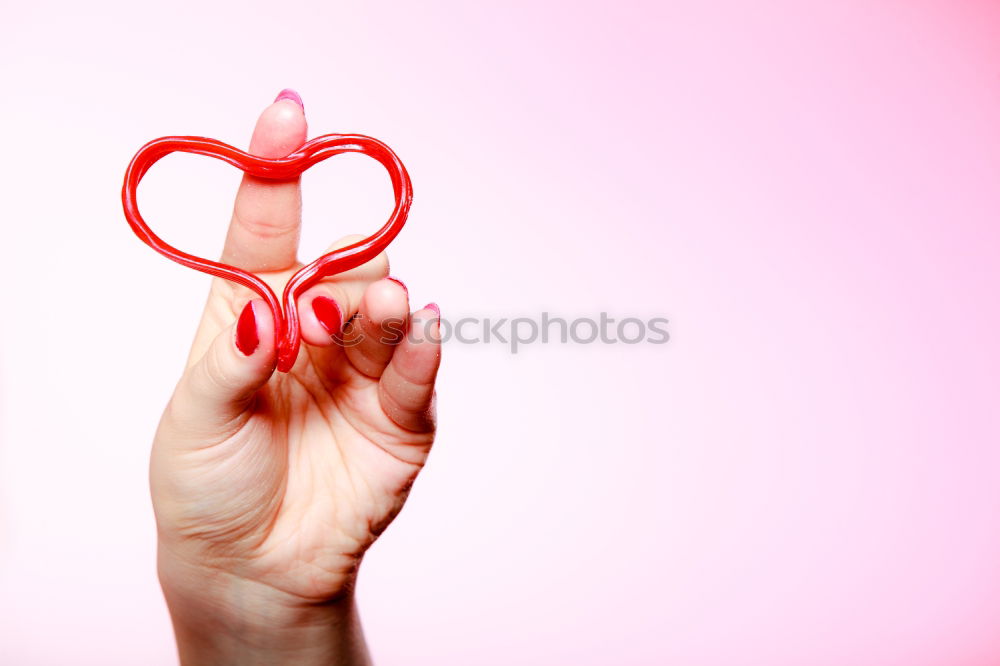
150, 95, 441, 665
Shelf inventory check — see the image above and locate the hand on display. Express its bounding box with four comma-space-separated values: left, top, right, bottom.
149, 91, 441, 666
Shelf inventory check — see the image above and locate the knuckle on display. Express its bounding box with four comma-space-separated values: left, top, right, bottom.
232, 209, 298, 241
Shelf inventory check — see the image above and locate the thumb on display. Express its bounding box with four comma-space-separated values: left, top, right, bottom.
170, 299, 277, 435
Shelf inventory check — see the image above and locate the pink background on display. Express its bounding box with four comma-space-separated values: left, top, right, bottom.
2, 1, 1000, 664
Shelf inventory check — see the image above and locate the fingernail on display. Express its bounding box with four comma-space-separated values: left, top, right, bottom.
274, 88, 304, 110
236, 301, 260, 356
424, 302, 440, 321
312, 296, 343, 336
386, 276, 408, 296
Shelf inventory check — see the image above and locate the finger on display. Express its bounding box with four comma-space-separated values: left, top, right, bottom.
171, 299, 277, 434
341, 278, 411, 378
220, 89, 308, 272
296, 234, 390, 347
378, 304, 442, 433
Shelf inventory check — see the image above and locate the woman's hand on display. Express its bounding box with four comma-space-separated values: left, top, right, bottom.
149, 91, 441, 666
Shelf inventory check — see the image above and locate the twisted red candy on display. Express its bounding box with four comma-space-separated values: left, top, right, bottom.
122, 134, 413, 372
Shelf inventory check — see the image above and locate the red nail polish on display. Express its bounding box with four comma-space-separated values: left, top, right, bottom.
312, 296, 343, 336
424, 302, 440, 321
236, 301, 259, 356
386, 276, 408, 296
274, 88, 304, 110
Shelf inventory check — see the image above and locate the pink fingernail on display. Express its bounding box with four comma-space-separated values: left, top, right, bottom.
386, 276, 408, 296
274, 88, 304, 110
424, 302, 440, 321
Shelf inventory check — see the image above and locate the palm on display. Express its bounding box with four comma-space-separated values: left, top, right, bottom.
153, 262, 434, 602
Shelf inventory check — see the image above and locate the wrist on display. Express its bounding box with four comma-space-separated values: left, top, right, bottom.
158, 547, 370, 666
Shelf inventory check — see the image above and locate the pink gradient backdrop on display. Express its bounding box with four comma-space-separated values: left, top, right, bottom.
2, 1, 1000, 664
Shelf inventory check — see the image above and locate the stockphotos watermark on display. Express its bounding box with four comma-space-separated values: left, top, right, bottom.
343, 312, 670, 353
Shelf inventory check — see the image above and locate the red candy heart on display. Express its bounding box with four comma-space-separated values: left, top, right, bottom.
122, 134, 412, 372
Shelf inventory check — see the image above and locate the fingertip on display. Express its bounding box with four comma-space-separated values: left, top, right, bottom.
385, 276, 409, 298
300, 293, 345, 347
249, 90, 308, 158
365, 277, 410, 323
410, 303, 442, 345
422, 303, 442, 341
395, 307, 443, 375
234, 298, 277, 361
235, 301, 259, 356
176, 299, 277, 426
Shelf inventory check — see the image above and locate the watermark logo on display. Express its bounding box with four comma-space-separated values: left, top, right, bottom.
343, 313, 670, 354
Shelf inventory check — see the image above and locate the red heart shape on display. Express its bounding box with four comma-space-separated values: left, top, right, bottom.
122, 134, 413, 372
